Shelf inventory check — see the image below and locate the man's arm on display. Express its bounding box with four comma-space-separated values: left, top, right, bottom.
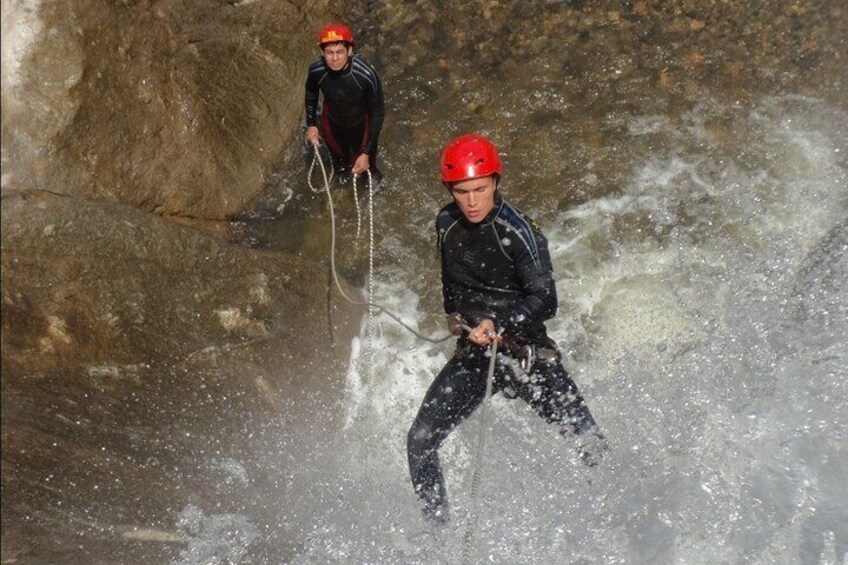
437, 211, 462, 316
502, 226, 558, 336
441, 252, 460, 316
304, 62, 322, 128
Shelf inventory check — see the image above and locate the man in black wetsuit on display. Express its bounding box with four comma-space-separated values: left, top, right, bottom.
304, 24, 385, 185
406, 133, 608, 524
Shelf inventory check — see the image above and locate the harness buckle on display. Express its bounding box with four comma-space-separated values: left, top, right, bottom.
518, 345, 536, 372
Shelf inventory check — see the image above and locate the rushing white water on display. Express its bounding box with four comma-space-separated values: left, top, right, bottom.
230, 94, 845, 565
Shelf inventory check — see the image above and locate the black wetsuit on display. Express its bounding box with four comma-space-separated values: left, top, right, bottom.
407, 194, 599, 520
304, 54, 385, 179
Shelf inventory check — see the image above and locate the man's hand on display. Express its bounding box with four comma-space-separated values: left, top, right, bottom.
305, 126, 320, 146
352, 153, 370, 175
468, 319, 500, 346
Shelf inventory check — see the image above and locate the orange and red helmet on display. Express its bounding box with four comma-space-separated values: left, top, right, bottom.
440, 134, 503, 183
318, 24, 354, 47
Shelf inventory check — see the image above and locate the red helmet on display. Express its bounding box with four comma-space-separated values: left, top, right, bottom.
440, 134, 503, 183
318, 24, 354, 47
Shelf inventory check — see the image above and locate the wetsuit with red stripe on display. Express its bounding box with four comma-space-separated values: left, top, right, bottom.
406, 193, 600, 522
304, 54, 385, 178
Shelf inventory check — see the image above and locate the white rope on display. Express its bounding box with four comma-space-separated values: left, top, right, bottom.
309, 144, 363, 306
367, 172, 374, 354
460, 338, 499, 565
308, 143, 454, 345
308, 144, 497, 561
352, 172, 362, 240
307, 142, 333, 193
352, 170, 375, 359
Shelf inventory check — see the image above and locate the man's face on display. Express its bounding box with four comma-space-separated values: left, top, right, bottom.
449, 176, 497, 223
322, 42, 352, 71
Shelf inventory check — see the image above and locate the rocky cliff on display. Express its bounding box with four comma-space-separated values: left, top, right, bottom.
1, 1, 364, 562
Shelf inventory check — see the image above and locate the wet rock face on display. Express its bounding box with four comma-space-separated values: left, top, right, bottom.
1, 190, 362, 562
344, 0, 846, 234
355, 0, 845, 104
2, 2, 364, 560
2, 0, 337, 219
1, 190, 357, 377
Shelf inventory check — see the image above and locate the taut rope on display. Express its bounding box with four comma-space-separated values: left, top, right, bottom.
460, 337, 499, 565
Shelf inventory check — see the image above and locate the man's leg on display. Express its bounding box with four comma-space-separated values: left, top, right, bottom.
407, 354, 486, 522
320, 111, 352, 176
517, 361, 608, 465
327, 119, 384, 187
362, 129, 383, 186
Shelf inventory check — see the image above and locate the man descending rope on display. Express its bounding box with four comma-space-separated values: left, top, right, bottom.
406, 134, 608, 524
304, 24, 385, 187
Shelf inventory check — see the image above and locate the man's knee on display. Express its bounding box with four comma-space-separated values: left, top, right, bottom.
407, 419, 436, 460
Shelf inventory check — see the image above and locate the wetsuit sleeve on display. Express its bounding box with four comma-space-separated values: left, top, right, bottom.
438, 224, 458, 315
441, 270, 461, 315
361, 65, 385, 155
304, 64, 321, 127
502, 227, 558, 336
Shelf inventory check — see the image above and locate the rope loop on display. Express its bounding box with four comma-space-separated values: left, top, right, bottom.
308, 144, 453, 345
307, 141, 334, 193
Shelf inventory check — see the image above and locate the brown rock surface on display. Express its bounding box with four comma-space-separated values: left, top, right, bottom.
1, 190, 362, 561
2, 0, 337, 220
